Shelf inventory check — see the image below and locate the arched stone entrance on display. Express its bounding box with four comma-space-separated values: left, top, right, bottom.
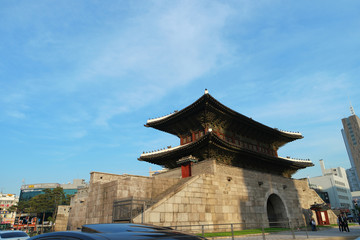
266, 193, 288, 227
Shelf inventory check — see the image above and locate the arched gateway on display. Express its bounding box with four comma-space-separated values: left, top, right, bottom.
266, 194, 288, 227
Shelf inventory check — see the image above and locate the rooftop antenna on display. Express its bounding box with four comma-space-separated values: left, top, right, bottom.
350, 102, 355, 115
348, 95, 355, 115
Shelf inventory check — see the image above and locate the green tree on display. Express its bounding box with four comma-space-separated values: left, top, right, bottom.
9, 200, 31, 227
27, 187, 70, 233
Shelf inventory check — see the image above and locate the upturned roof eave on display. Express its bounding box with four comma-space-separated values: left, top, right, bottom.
145, 93, 303, 141
145, 93, 207, 128
138, 133, 312, 168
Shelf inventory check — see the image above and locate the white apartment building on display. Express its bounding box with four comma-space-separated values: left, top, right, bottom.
309, 160, 353, 210
0, 193, 19, 225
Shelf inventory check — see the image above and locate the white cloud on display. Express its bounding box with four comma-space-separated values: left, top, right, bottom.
248, 72, 350, 122
70, 130, 87, 139
0, 1, 240, 127
6, 110, 26, 119
75, 1, 236, 125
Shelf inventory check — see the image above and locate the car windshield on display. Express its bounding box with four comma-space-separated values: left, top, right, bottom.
0, 232, 28, 238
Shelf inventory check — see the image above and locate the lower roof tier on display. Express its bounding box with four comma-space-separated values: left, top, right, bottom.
138, 132, 313, 178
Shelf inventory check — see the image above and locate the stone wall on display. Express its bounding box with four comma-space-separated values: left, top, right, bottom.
294, 179, 338, 224
133, 160, 336, 229
67, 172, 180, 230
54, 205, 70, 231
67, 188, 89, 230
68, 160, 336, 231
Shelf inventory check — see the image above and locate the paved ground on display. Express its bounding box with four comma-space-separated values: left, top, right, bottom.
213, 225, 360, 240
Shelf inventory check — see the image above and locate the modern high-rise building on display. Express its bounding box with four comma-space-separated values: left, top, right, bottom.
341, 105, 360, 192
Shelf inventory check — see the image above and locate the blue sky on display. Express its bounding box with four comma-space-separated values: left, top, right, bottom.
1, 1, 360, 195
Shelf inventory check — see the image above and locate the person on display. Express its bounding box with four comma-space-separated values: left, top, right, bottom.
310, 218, 316, 231
342, 214, 350, 232
337, 215, 343, 232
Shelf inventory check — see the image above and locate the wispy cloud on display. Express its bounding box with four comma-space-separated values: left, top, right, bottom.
240, 72, 351, 127
1, 1, 237, 128
70, 130, 87, 139
6, 110, 26, 119
73, 1, 236, 125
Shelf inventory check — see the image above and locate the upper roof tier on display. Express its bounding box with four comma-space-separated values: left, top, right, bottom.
145, 91, 303, 149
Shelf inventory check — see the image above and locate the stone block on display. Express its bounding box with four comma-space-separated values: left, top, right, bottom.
189, 213, 200, 221
164, 212, 173, 222
174, 196, 182, 204
171, 204, 178, 212
155, 204, 165, 212
214, 205, 223, 213
181, 197, 189, 204
164, 203, 173, 212
149, 212, 160, 223
206, 198, 216, 205
177, 213, 189, 222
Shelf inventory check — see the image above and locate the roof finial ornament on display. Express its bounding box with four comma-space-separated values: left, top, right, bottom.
204, 89, 209, 94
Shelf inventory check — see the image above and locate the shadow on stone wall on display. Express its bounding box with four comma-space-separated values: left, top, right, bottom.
230, 163, 302, 229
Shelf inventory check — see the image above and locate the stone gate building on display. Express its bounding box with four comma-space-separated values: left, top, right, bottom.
67, 90, 337, 231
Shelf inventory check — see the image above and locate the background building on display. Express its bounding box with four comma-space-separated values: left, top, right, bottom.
346, 168, 360, 192
342, 106, 360, 192
20, 179, 87, 201
309, 160, 353, 211
0, 193, 19, 225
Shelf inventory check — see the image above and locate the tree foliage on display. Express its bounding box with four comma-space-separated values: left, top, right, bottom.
13, 187, 71, 222
28, 187, 70, 215
9, 200, 31, 215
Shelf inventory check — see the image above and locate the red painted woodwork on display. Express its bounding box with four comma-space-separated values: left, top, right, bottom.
181, 163, 191, 178
179, 129, 277, 157
315, 210, 330, 225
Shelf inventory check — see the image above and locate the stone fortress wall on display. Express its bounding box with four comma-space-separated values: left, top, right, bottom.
67, 172, 180, 230
67, 160, 337, 231
54, 205, 70, 231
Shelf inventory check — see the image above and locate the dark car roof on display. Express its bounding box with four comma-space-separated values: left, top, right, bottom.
82, 223, 173, 233
29, 223, 205, 240
29, 231, 105, 240
0, 231, 29, 239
